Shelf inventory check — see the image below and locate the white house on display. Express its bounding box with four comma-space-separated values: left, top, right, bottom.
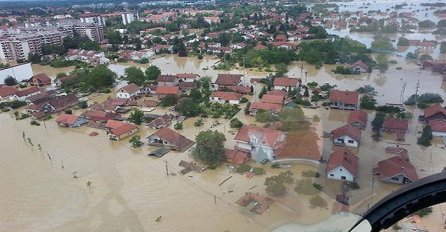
429, 120, 446, 137
234, 125, 286, 163
326, 148, 358, 182
273, 77, 300, 91
209, 91, 242, 105
330, 124, 361, 148
0, 63, 33, 84
116, 83, 140, 99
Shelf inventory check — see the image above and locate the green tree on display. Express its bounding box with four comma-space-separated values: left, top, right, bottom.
192, 130, 226, 169
360, 95, 377, 110
229, 118, 243, 128
371, 37, 395, 52
177, 97, 202, 116
375, 54, 389, 73
28, 52, 42, 64
309, 195, 328, 208
440, 41, 446, 54
160, 95, 178, 107
397, 37, 409, 46
80, 40, 101, 51
258, 86, 267, 99
128, 109, 144, 125
417, 125, 433, 146
83, 65, 116, 91
264, 171, 294, 196
125, 66, 146, 86
415, 207, 433, 217
418, 20, 436, 28
189, 88, 202, 102
419, 54, 433, 63
129, 135, 143, 148
145, 65, 161, 80
177, 42, 187, 57
3, 76, 18, 86
174, 121, 183, 130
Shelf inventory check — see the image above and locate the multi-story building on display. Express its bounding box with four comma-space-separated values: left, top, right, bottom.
73, 24, 104, 43
121, 12, 139, 25
0, 31, 65, 61
79, 13, 106, 26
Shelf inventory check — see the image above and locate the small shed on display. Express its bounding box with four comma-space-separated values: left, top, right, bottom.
148, 148, 169, 158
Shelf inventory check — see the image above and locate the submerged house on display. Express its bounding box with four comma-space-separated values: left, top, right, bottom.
147, 127, 195, 152
105, 120, 138, 140
209, 91, 242, 105
326, 148, 358, 182
382, 118, 409, 141
329, 90, 359, 110
330, 124, 362, 148
214, 74, 243, 90
423, 104, 446, 123
116, 83, 141, 99
349, 60, 369, 73
234, 125, 286, 163
348, 109, 368, 129
373, 152, 418, 185
55, 114, 87, 128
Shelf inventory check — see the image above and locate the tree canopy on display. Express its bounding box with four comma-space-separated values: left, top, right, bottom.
192, 130, 226, 169
125, 66, 146, 86
145, 65, 161, 81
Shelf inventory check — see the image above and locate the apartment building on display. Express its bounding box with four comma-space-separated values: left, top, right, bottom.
73, 23, 104, 43
79, 13, 106, 26
0, 31, 65, 61
121, 12, 139, 25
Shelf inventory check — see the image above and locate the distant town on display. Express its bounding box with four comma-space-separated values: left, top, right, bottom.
0, 0, 445, 231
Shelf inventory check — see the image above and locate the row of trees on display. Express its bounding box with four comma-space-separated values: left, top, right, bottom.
124, 65, 161, 86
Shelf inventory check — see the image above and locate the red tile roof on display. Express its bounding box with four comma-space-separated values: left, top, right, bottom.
210, 91, 242, 101
30, 73, 51, 85
349, 60, 369, 70
249, 102, 282, 112
156, 86, 179, 95
119, 83, 140, 94
266, 90, 288, 98
15, 87, 41, 97
105, 119, 126, 129
330, 124, 362, 142
348, 110, 368, 128
227, 85, 251, 94
225, 149, 249, 165
176, 73, 199, 79
234, 125, 286, 149
383, 118, 409, 131
424, 104, 446, 119
261, 94, 284, 105
56, 114, 81, 125
149, 127, 195, 152
326, 148, 358, 176
273, 77, 300, 87
429, 120, 446, 133
0, 86, 18, 98
111, 123, 138, 137
329, 90, 359, 105
375, 154, 418, 182
157, 74, 176, 83
216, 74, 242, 86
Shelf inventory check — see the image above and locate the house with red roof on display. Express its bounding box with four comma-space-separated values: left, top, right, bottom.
53, 74, 79, 87
155, 86, 180, 99
146, 127, 195, 152
105, 120, 138, 140
157, 74, 178, 86
147, 114, 174, 129
266, 90, 288, 98
55, 113, 87, 128
29, 73, 51, 86
273, 77, 300, 91
0, 85, 18, 101
373, 153, 418, 185
12, 87, 42, 101
82, 110, 121, 122
429, 120, 446, 137
326, 148, 358, 182
261, 94, 284, 105
423, 104, 446, 122
210, 91, 242, 105
348, 110, 368, 129
176, 73, 199, 83
225, 149, 249, 165
330, 124, 362, 148
248, 102, 282, 116
382, 118, 409, 141
349, 60, 369, 73
215, 74, 243, 90
234, 125, 286, 163
116, 83, 141, 99
329, 90, 359, 110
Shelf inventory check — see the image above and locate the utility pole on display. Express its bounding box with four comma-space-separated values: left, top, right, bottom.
164, 161, 168, 176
